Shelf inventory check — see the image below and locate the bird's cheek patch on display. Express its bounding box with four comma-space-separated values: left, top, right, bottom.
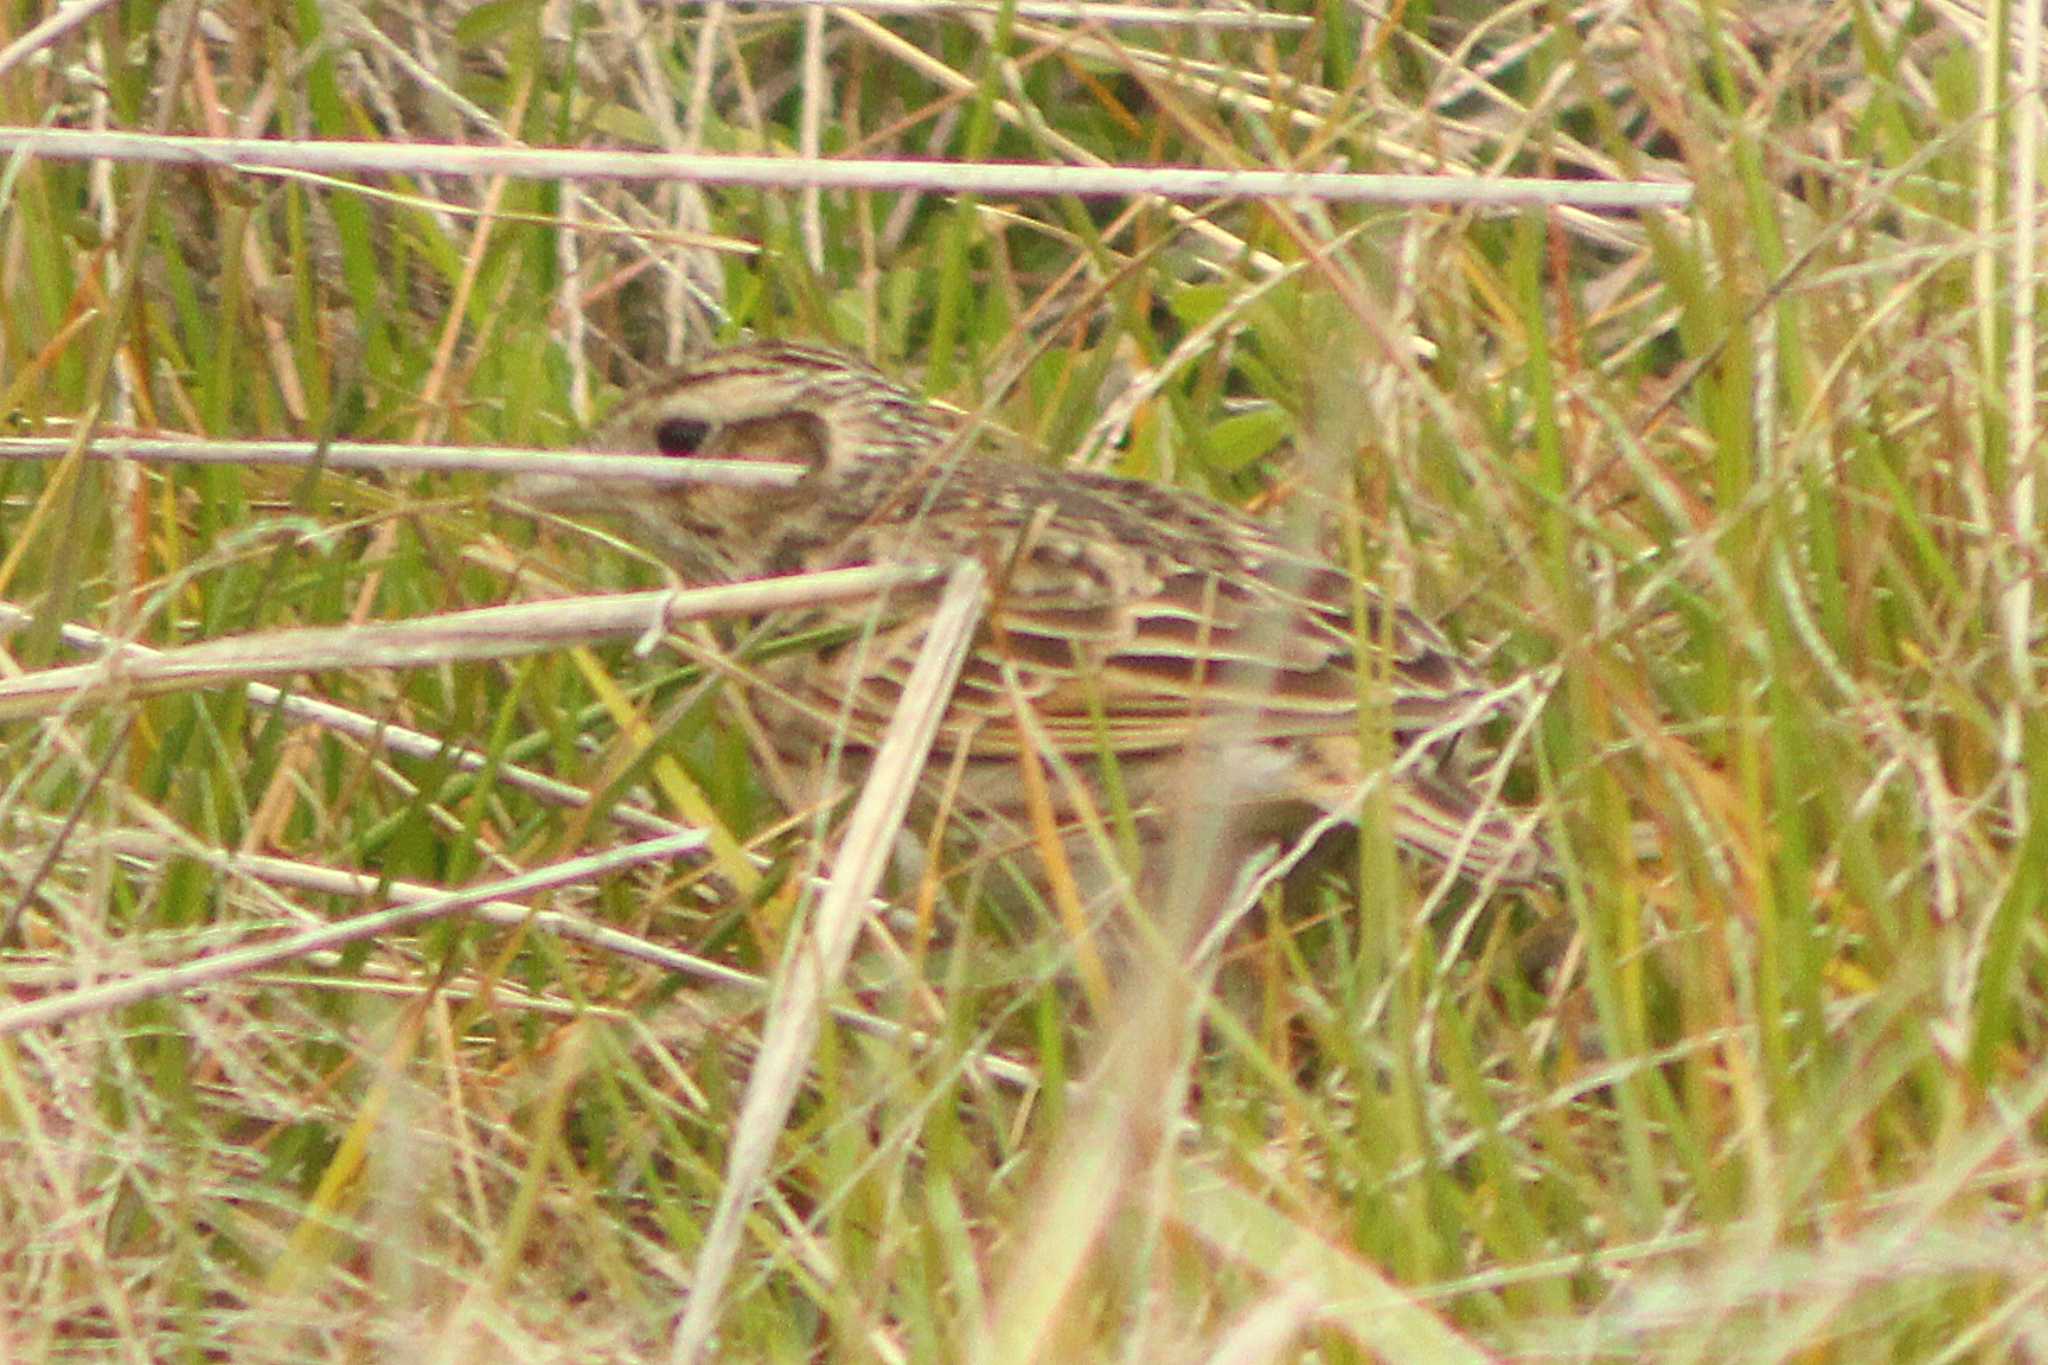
718, 411, 831, 473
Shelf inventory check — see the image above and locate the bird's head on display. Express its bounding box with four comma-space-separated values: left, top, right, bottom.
511, 342, 947, 578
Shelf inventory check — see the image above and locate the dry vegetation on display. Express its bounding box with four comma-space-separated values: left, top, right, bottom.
2, 0, 2045, 1359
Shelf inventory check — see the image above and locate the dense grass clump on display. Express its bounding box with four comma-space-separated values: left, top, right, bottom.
2, 4, 2043, 1359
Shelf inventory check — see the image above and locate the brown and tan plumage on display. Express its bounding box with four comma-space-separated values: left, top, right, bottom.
515, 341, 1553, 892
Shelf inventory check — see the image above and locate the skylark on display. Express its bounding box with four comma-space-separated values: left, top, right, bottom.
513, 342, 1554, 904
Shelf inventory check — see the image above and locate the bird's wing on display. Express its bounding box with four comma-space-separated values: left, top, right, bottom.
798, 463, 1502, 760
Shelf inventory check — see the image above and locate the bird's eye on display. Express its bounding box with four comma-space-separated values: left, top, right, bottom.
653, 417, 712, 457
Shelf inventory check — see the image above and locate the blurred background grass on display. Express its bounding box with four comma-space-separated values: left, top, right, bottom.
2, 1, 2044, 1359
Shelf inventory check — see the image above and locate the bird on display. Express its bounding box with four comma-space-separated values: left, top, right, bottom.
510, 341, 1555, 910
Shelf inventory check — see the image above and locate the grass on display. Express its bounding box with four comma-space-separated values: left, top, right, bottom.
3, 1, 2045, 1359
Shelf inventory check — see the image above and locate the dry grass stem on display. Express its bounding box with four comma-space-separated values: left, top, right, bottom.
0, 127, 1695, 209
670, 559, 984, 1362
0, 565, 940, 720
0, 832, 704, 1036
0, 437, 806, 488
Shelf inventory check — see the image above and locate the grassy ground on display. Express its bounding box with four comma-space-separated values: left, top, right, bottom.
3, 1, 2045, 1359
